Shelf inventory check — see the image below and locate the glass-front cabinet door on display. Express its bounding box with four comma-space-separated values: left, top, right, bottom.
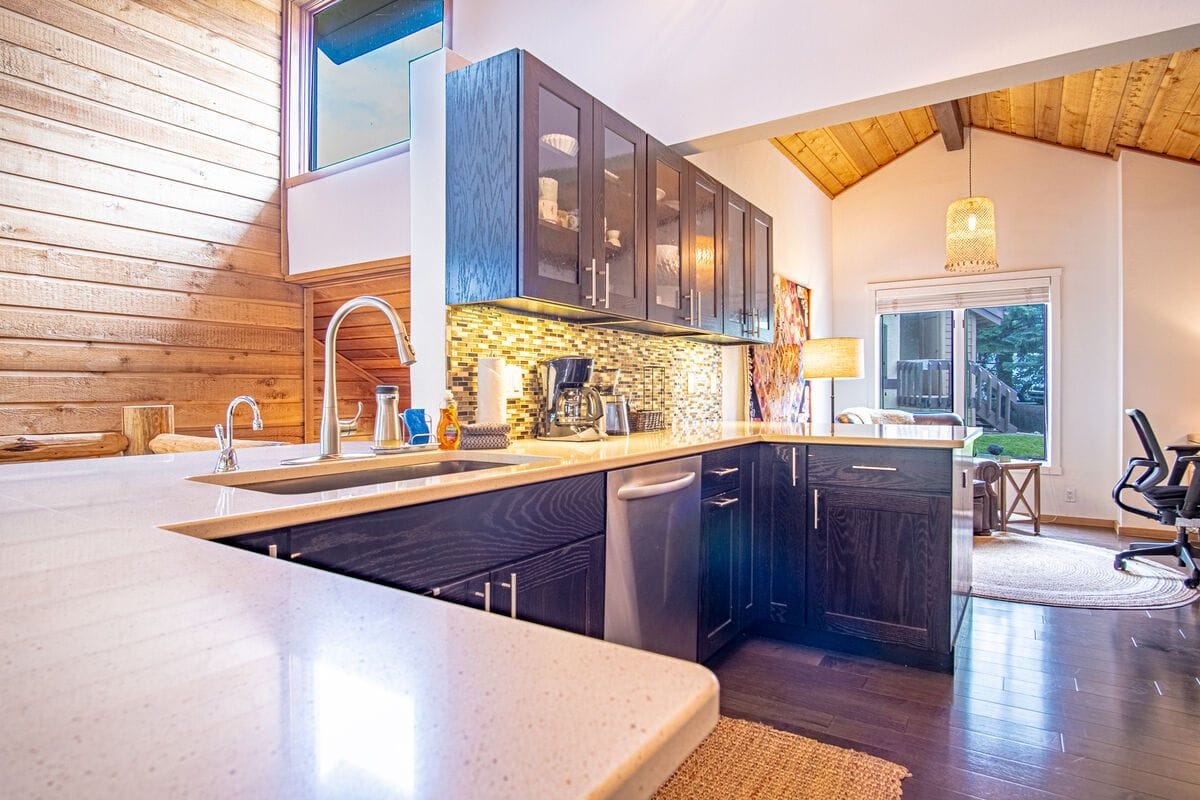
593, 105, 645, 318
521, 58, 594, 308
647, 138, 687, 326
688, 165, 723, 333
748, 206, 774, 342
723, 188, 750, 337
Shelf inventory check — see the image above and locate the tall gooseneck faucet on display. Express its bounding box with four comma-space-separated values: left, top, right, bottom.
317, 295, 416, 460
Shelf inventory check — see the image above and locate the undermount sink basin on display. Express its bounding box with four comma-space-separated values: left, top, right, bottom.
188, 452, 557, 495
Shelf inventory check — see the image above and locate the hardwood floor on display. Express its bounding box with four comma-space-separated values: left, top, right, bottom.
710, 524, 1200, 800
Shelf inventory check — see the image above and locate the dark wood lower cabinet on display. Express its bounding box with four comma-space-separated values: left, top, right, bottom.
698, 489, 740, 662
807, 487, 951, 653
433, 538, 605, 637
214, 442, 968, 671
763, 445, 806, 626
491, 535, 605, 638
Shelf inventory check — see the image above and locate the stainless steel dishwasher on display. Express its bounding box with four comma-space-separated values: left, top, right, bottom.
604, 456, 701, 661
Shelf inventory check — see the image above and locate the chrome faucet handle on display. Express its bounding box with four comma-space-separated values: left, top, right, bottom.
213, 423, 237, 473
338, 402, 364, 435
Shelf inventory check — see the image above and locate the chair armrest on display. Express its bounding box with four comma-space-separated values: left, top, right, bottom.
1181, 457, 1200, 518
972, 458, 1001, 484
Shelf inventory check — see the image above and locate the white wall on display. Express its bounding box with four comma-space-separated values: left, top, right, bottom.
687, 141, 833, 422
286, 153, 411, 275
1120, 150, 1200, 526
831, 130, 1122, 520
451, 1, 1200, 150
409, 49, 470, 413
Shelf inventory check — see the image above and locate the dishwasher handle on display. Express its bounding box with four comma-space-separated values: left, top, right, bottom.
615, 472, 696, 501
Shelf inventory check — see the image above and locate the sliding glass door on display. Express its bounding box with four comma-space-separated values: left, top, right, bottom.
879, 304, 1048, 460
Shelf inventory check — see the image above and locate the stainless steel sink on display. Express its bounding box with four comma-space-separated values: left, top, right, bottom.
232, 459, 515, 495
188, 452, 557, 495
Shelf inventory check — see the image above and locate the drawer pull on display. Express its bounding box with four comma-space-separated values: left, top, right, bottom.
709, 497, 739, 508
707, 466, 739, 477
851, 465, 898, 472
813, 488, 821, 529
791, 447, 798, 487
472, 581, 492, 613
267, 543, 277, 558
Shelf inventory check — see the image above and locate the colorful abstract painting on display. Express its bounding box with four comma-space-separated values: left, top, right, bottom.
749, 277, 811, 423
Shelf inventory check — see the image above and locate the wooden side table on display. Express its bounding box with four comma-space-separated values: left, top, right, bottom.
999, 461, 1042, 535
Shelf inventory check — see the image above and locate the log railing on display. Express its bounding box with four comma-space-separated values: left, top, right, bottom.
0, 405, 279, 464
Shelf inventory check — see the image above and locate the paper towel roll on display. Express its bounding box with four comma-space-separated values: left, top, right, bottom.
477, 356, 506, 425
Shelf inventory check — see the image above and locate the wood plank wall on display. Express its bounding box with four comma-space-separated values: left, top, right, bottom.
0, 0, 303, 442
308, 269, 412, 438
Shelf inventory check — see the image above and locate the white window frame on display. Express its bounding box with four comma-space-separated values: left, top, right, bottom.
869, 268, 1063, 474
282, 0, 451, 184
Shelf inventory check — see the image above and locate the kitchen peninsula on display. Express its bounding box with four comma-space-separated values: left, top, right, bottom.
0, 422, 976, 797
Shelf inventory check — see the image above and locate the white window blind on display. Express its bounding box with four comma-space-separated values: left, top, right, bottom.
873, 275, 1051, 314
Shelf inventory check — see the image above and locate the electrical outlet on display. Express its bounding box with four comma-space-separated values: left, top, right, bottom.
1064, 488, 1077, 503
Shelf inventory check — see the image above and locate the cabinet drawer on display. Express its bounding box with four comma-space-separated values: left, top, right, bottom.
701, 447, 744, 496
807, 445, 950, 493
289, 473, 605, 592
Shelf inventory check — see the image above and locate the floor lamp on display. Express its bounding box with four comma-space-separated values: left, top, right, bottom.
804, 337, 864, 424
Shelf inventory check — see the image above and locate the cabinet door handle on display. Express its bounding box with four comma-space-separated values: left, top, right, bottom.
498, 573, 517, 619
697, 289, 702, 323
603, 261, 610, 309
813, 488, 821, 529
683, 291, 694, 324
851, 465, 898, 472
586, 258, 597, 306
267, 543, 277, 558
709, 496, 740, 508
791, 447, 798, 487
707, 466, 739, 477
472, 581, 492, 613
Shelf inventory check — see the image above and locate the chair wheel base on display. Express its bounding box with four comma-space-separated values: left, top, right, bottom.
1114, 557, 1127, 571
1185, 575, 1199, 590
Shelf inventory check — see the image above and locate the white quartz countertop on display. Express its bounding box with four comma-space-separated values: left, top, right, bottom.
0, 420, 974, 798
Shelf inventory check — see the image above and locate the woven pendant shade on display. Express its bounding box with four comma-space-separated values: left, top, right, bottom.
945, 195, 998, 273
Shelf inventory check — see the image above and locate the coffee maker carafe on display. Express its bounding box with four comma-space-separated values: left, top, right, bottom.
537, 356, 605, 441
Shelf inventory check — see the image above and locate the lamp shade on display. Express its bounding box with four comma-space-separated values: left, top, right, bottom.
945, 196, 999, 273
804, 337, 864, 379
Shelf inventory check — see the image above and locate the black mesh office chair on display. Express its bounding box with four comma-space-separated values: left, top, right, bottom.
1112, 409, 1200, 588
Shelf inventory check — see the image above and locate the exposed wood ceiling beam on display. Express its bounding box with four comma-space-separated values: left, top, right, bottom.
931, 101, 965, 150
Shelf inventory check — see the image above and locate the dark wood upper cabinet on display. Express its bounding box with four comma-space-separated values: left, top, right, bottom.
447, 49, 772, 341
593, 104, 647, 318
686, 164, 724, 334
748, 206, 775, 343
521, 55, 596, 310
722, 188, 750, 338
647, 137, 688, 326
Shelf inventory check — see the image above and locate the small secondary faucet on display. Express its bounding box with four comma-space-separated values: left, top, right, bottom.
304, 295, 416, 462
213, 395, 263, 473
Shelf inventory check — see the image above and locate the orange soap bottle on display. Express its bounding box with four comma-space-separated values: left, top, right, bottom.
437, 389, 461, 450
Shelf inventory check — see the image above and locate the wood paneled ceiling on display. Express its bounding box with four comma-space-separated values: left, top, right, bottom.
773, 48, 1200, 197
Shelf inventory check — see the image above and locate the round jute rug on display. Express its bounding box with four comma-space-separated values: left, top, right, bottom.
973, 532, 1200, 609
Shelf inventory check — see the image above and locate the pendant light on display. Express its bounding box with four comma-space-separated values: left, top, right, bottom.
945, 127, 998, 273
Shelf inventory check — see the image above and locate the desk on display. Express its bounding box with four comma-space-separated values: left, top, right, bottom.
999, 460, 1042, 535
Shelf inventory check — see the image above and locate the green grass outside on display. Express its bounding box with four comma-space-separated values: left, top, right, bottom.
973, 432, 1046, 460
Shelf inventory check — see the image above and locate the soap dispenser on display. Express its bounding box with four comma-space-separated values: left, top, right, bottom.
437, 389, 461, 450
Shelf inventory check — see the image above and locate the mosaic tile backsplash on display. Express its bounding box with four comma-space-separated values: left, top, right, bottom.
447, 305, 724, 439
